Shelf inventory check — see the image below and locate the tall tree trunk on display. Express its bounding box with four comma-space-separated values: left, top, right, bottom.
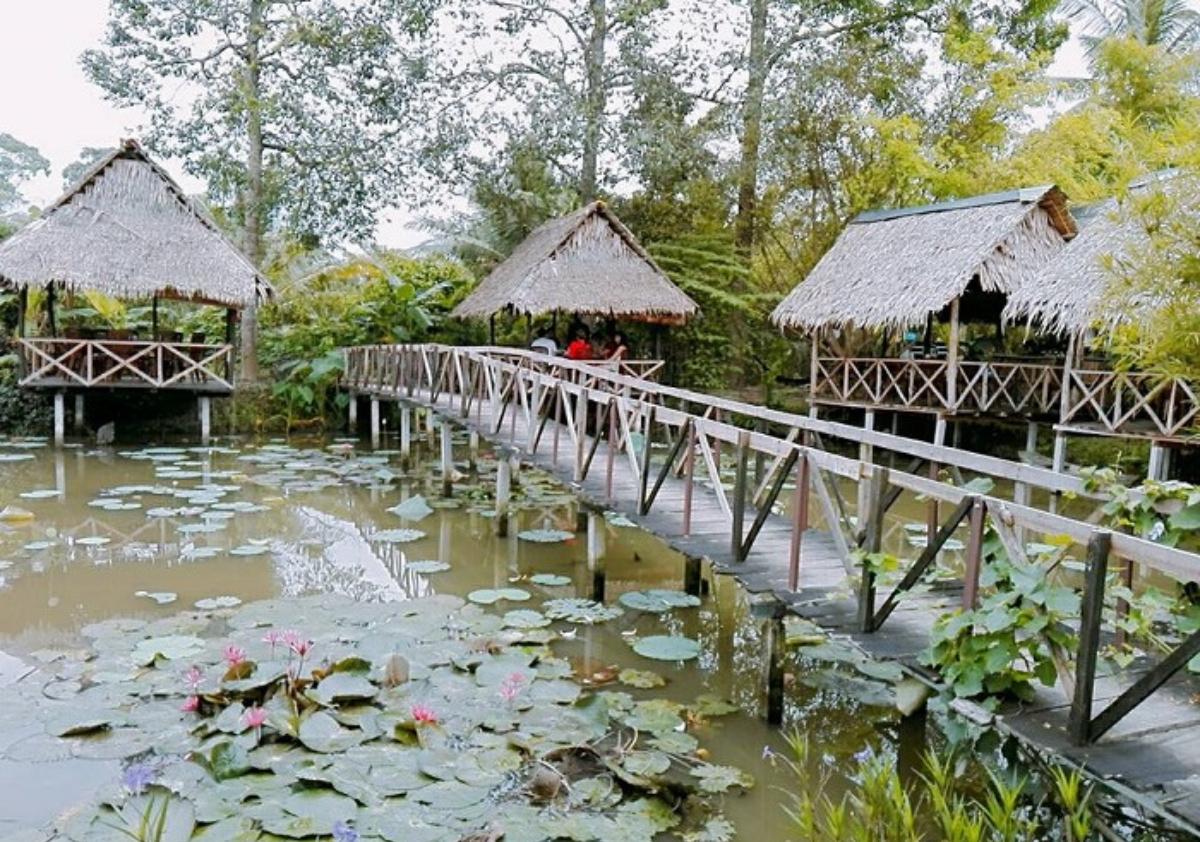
580, 0, 607, 202
240, 0, 265, 384
734, 0, 768, 253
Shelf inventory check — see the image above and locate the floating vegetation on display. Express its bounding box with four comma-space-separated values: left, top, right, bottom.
618, 590, 701, 613
371, 529, 427, 544
135, 591, 179, 605
517, 528, 574, 544
388, 495, 434, 521
194, 595, 243, 610
405, 560, 451, 574
0, 594, 747, 841
632, 636, 702, 662
543, 598, 624, 624
467, 587, 532, 605
529, 573, 572, 587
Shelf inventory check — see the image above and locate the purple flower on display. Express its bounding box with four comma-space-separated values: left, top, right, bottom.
121, 762, 157, 795
332, 821, 358, 842
852, 746, 873, 764
761, 745, 775, 761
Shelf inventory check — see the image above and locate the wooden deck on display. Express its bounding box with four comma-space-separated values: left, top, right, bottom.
345, 344, 1200, 835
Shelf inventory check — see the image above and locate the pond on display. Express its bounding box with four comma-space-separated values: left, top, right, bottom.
0, 430, 918, 839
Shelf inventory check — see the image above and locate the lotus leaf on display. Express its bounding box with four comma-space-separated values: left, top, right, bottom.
372, 528, 427, 544
503, 609, 550, 629
632, 636, 701, 661
517, 528, 574, 543
618, 668, 665, 689
543, 598, 623, 624
619, 590, 701, 613
690, 763, 754, 793
389, 495, 434, 520
529, 573, 571, 586
468, 587, 531, 605
131, 635, 205, 666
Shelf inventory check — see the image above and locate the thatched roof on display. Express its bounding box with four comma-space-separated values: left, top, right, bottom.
1003, 173, 1176, 336
0, 140, 271, 308
770, 186, 1077, 331
452, 201, 698, 324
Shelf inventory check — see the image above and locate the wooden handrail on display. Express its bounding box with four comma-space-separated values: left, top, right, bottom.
17, 338, 233, 391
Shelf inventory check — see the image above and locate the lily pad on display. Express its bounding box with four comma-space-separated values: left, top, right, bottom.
389, 495, 434, 521
517, 528, 574, 543
468, 587, 531, 605
406, 560, 451, 574
503, 609, 551, 629
195, 596, 243, 610
690, 763, 754, 793
529, 573, 572, 587
618, 668, 666, 689
618, 589, 701, 613
298, 711, 365, 753
372, 529, 427, 544
230, 544, 270, 556
132, 635, 205, 666
544, 598, 624, 624
632, 636, 701, 662
135, 591, 179, 605
309, 673, 378, 706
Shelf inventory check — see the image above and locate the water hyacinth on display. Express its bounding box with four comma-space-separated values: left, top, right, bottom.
332, 821, 358, 842
121, 762, 157, 796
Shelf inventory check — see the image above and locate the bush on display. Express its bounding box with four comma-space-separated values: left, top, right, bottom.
0, 352, 52, 435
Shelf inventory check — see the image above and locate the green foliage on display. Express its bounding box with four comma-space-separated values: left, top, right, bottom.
775, 733, 1094, 841
0, 132, 48, 214
0, 354, 53, 435
926, 535, 1078, 701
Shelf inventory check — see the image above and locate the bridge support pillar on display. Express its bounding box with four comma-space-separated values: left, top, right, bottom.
53, 392, 65, 446
440, 420, 453, 497
587, 511, 606, 602
370, 398, 381, 449
468, 430, 479, 472
198, 396, 211, 445
425, 408, 435, 444
856, 409, 875, 520
762, 605, 786, 725
1149, 443, 1170, 482
73, 394, 85, 434
683, 556, 703, 597
347, 392, 358, 433
495, 455, 511, 538
399, 405, 412, 466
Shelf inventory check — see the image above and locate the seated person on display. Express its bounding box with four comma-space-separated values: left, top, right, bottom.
603, 331, 629, 360
529, 327, 559, 356
565, 330, 593, 360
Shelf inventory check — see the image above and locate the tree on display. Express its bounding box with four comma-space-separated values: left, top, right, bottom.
1066, 0, 1200, 54
61, 147, 111, 189
0, 133, 49, 215
83, 0, 444, 381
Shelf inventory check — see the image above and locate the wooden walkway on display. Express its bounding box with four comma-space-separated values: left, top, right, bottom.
344, 344, 1200, 835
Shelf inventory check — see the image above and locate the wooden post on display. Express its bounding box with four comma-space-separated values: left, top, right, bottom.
764, 610, 786, 725
684, 556, 702, 597
809, 329, 820, 418
754, 418, 767, 485
638, 406, 655, 514
927, 415, 946, 554
151, 296, 159, 339
15, 287, 26, 379
1070, 531, 1112, 745
440, 420, 453, 497
399, 404, 412, 466
788, 451, 810, 591
857, 466, 888, 632
347, 392, 358, 433
495, 455, 511, 538
488, 314, 496, 345
605, 399, 616, 501
53, 391, 65, 446
198, 396, 211, 445
731, 431, 750, 562
468, 430, 480, 472
1148, 443, 1169, 481
946, 297, 960, 410
962, 497, 985, 610
574, 389, 587, 482
370, 398, 381, 449
682, 422, 696, 536
587, 511, 606, 602
73, 393, 85, 434
425, 407, 435, 444
856, 409, 876, 521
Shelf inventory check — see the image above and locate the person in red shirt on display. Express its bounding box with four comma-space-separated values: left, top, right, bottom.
565, 329, 593, 360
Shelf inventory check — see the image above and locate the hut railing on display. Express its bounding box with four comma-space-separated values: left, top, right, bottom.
16, 338, 234, 392
342, 343, 1200, 744
815, 356, 1064, 417
1060, 369, 1199, 439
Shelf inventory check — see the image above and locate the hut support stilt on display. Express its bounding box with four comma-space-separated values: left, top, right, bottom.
370, 398, 381, 449
495, 455, 511, 538
400, 405, 412, 467
198, 396, 211, 445
347, 393, 358, 433
588, 511, 606, 602
53, 392, 65, 445
1149, 443, 1170, 482
440, 420, 454, 497
808, 329, 820, 418
73, 394, 85, 434
857, 409, 875, 519
946, 297, 960, 409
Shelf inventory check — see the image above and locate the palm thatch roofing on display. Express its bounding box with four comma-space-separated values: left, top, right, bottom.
770, 186, 1077, 332
1003, 173, 1177, 336
452, 201, 698, 324
0, 139, 271, 308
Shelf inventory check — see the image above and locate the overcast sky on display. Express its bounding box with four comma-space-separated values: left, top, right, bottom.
1, 2, 1090, 248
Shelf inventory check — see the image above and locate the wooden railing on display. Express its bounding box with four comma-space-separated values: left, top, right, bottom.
16, 338, 234, 392
489, 350, 665, 381
814, 356, 1062, 416
343, 343, 1200, 745
1061, 369, 1200, 439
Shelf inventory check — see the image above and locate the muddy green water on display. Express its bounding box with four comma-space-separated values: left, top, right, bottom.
0, 432, 913, 838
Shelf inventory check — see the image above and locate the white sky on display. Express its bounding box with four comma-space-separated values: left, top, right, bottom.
0, 1, 1090, 248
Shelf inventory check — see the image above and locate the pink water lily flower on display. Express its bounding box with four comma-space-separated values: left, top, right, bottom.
223, 644, 246, 667
262, 629, 283, 655
499, 672, 526, 704
410, 703, 439, 725
242, 705, 267, 729
183, 665, 204, 691
180, 695, 200, 713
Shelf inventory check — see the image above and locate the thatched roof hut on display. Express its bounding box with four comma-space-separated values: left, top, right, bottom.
770, 186, 1077, 332
0, 139, 271, 308
1003, 173, 1175, 336
452, 201, 698, 324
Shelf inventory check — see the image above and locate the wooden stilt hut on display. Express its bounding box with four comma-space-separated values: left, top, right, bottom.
451, 201, 698, 378
1004, 173, 1198, 468
770, 186, 1077, 431
0, 139, 271, 395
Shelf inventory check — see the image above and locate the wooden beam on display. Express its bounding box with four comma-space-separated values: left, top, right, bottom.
1070, 530, 1111, 745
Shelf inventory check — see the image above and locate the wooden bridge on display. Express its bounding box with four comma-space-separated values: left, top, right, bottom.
344, 343, 1200, 834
